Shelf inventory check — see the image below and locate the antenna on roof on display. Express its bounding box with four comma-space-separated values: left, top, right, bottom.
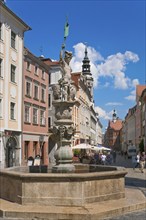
39, 46, 44, 58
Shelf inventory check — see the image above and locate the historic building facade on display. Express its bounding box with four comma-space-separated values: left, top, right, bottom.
0, 2, 30, 168
22, 48, 49, 165
140, 88, 146, 151
104, 110, 122, 150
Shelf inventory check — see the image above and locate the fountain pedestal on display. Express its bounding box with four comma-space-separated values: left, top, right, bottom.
52, 101, 75, 173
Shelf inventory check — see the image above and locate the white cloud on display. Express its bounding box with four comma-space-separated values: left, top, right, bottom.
95, 106, 111, 120
125, 90, 136, 101
106, 102, 123, 106
70, 43, 140, 90
103, 82, 110, 87
70, 43, 104, 87
97, 51, 139, 89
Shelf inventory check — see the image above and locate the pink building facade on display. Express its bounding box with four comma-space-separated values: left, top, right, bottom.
22, 48, 49, 165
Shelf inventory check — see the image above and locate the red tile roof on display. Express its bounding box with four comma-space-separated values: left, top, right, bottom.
136, 85, 146, 98
109, 120, 123, 131
43, 59, 60, 66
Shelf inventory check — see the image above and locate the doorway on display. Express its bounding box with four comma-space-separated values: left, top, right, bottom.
6, 136, 17, 167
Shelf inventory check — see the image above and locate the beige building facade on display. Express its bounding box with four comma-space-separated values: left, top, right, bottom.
0, 2, 30, 168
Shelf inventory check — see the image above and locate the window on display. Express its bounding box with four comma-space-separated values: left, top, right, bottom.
42, 70, 45, 79
10, 102, 15, 120
48, 73, 51, 84
35, 66, 38, 75
24, 105, 30, 123
34, 85, 39, 100
40, 110, 46, 125
48, 117, 52, 128
41, 88, 45, 102
0, 23, 2, 40
48, 94, 52, 109
27, 61, 31, 71
0, 58, 2, 77
11, 31, 16, 49
26, 81, 31, 97
33, 108, 38, 124
11, 64, 16, 83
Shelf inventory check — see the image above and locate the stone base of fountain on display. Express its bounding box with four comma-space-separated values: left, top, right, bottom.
0, 165, 127, 206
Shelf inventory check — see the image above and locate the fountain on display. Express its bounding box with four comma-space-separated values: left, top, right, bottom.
0, 47, 128, 208
1, 36, 143, 220
51, 50, 76, 173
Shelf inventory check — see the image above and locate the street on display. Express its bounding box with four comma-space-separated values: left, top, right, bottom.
104, 153, 146, 220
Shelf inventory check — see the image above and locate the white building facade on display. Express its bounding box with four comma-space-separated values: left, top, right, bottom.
0, 2, 30, 168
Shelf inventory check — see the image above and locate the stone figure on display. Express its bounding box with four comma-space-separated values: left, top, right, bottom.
69, 84, 76, 100
55, 106, 72, 120
58, 51, 73, 101
52, 84, 61, 100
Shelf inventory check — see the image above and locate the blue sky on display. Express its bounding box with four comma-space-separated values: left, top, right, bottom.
6, 0, 146, 131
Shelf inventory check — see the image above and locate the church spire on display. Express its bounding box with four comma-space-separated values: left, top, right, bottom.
81, 46, 94, 100
112, 109, 117, 122
82, 46, 91, 75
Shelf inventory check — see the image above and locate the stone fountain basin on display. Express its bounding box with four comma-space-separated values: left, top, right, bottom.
0, 164, 127, 206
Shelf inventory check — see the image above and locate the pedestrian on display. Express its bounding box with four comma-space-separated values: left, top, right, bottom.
135, 152, 140, 169
139, 152, 145, 173
132, 155, 137, 170
101, 153, 106, 165
106, 152, 112, 165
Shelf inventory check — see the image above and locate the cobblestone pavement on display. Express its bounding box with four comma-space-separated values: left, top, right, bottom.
111, 154, 146, 195
103, 154, 146, 220
104, 209, 146, 220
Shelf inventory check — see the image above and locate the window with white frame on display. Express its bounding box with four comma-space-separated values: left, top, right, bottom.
40, 109, 46, 125
48, 73, 51, 84
26, 61, 31, 71
48, 93, 52, 109
11, 31, 16, 49
42, 70, 45, 79
33, 107, 38, 124
48, 116, 52, 128
11, 64, 16, 83
26, 81, 31, 97
24, 105, 30, 123
0, 58, 2, 77
41, 87, 45, 102
10, 102, 15, 120
35, 65, 38, 75
34, 84, 39, 100
0, 98, 2, 118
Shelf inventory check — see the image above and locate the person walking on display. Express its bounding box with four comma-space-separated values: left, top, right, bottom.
101, 153, 106, 165
139, 152, 145, 173
132, 155, 137, 170
135, 152, 140, 169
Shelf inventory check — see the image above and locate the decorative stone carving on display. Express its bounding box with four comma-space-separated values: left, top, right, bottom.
52, 50, 76, 173
69, 84, 76, 100
55, 105, 72, 120
52, 84, 61, 100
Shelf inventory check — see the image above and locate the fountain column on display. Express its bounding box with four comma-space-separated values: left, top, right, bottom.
52, 51, 76, 173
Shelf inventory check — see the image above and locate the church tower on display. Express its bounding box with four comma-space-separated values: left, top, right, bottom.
112, 109, 117, 123
82, 46, 94, 99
